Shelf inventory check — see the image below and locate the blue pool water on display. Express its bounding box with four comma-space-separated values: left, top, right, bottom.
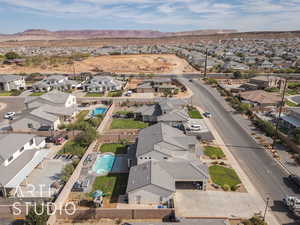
92, 154, 115, 175
92, 107, 107, 116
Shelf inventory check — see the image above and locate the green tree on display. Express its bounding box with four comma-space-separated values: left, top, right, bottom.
242, 216, 268, 225
233, 71, 242, 79
292, 127, 300, 145
25, 205, 48, 225
5, 51, 20, 60
61, 163, 75, 183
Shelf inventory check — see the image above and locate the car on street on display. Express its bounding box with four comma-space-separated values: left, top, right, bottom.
203, 112, 212, 118
4, 112, 16, 119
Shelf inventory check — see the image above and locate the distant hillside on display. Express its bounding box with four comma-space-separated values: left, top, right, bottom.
0, 29, 238, 41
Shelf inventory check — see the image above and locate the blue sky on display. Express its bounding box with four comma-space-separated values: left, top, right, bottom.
0, 0, 299, 34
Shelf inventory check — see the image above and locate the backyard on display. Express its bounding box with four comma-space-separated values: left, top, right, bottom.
91, 174, 128, 203
204, 146, 225, 159
209, 165, 241, 190
100, 143, 127, 154
110, 119, 148, 129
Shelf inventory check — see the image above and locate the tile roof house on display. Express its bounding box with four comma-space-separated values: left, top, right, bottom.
83, 76, 124, 93
32, 75, 78, 92
11, 90, 77, 131
0, 75, 26, 91
0, 133, 49, 196
239, 90, 282, 107
127, 123, 208, 205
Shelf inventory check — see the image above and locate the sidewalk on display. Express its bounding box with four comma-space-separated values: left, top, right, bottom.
196, 106, 281, 225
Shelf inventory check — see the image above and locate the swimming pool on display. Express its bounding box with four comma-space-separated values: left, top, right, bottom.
92, 107, 107, 116
91, 154, 115, 175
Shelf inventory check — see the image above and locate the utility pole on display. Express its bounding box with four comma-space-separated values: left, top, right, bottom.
263, 196, 270, 221
204, 48, 208, 78
272, 78, 288, 148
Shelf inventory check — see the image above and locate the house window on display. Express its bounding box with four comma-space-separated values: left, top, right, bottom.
29, 139, 34, 145
20, 147, 24, 152
163, 157, 168, 159
149, 157, 151, 160
140, 157, 143, 159
8, 156, 13, 162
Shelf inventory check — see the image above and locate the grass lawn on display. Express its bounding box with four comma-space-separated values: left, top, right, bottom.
115, 110, 133, 115
85, 92, 104, 97
209, 165, 241, 189
286, 100, 299, 107
110, 119, 148, 129
92, 174, 128, 202
29, 92, 44, 96
204, 146, 225, 159
188, 107, 203, 119
100, 143, 127, 154
0, 92, 12, 96
107, 90, 123, 97
286, 89, 299, 96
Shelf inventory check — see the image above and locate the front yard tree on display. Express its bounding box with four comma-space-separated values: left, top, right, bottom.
25, 205, 49, 225
5, 51, 20, 60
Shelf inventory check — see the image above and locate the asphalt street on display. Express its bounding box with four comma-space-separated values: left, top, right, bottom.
181, 78, 300, 225
0, 97, 25, 122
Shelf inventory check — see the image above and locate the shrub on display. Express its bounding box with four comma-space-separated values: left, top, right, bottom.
61, 163, 75, 183
5, 51, 20, 60
222, 184, 230, 191
231, 184, 239, 191
25, 204, 49, 225
210, 154, 217, 160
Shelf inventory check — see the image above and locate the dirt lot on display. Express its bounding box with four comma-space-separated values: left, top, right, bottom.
0, 54, 197, 75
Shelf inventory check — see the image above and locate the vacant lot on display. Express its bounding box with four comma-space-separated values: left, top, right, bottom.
0, 54, 197, 75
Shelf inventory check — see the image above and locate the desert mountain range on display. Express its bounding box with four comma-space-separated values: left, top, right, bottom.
0, 29, 237, 41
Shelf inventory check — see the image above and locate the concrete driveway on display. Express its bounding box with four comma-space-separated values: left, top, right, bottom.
175, 190, 264, 218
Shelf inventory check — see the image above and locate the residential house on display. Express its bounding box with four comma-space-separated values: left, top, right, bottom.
222, 61, 250, 71
135, 123, 203, 164
133, 99, 189, 127
126, 159, 208, 205
32, 75, 78, 92
127, 123, 208, 205
249, 76, 286, 90
135, 78, 178, 94
0, 133, 49, 197
280, 108, 300, 131
84, 76, 124, 93
239, 90, 282, 107
11, 90, 77, 131
0, 75, 26, 91
259, 60, 274, 69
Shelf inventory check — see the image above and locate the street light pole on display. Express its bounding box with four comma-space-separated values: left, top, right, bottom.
272, 78, 288, 149
204, 48, 208, 78
263, 197, 270, 221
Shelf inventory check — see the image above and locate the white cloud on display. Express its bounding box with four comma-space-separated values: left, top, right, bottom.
0, 0, 299, 31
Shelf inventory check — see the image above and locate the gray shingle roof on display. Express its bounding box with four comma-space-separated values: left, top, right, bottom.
136, 123, 197, 157
126, 161, 175, 193
0, 133, 35, 163
0, 75, 23, 83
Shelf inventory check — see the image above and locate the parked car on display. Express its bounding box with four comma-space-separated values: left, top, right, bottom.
190, 124, 201, 131
54, 137, 65, 145
203, 112, 212, 118
4, 112, 16, 119
288, 174, 300, 188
